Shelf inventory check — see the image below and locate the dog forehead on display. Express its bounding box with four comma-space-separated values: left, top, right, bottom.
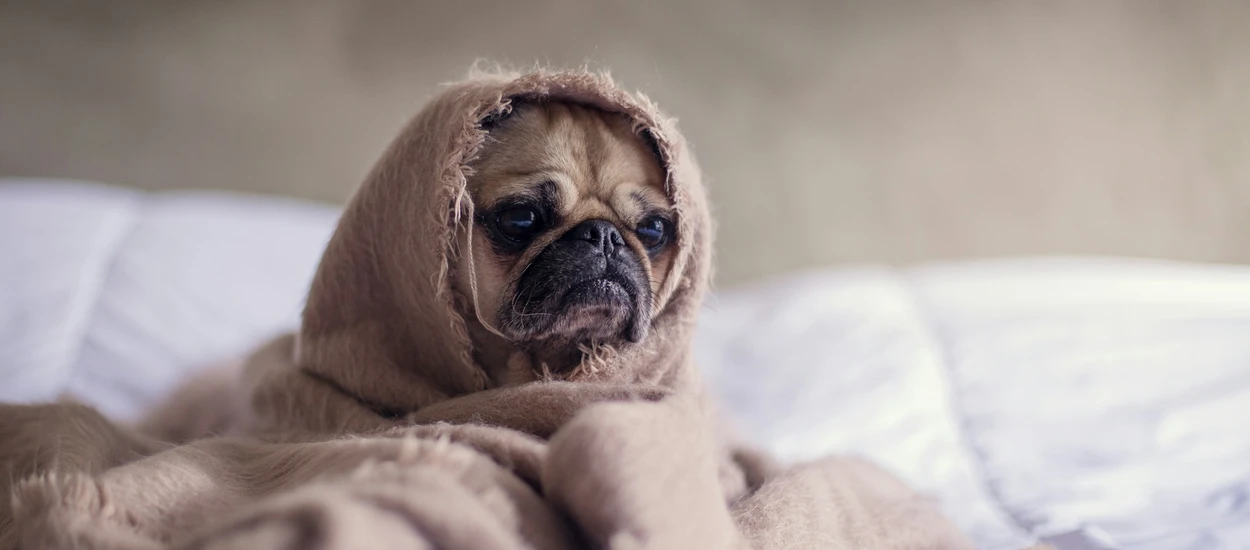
554, 179, 668, 222
544, 111, 668, 221
470, 101, 669, 217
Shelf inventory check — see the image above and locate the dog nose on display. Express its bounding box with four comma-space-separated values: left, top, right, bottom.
563, 219, 625, 255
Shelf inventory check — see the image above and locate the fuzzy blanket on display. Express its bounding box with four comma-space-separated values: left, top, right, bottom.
0, 69, 979, 549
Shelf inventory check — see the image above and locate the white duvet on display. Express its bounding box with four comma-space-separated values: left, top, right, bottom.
2, 179, 1248, 549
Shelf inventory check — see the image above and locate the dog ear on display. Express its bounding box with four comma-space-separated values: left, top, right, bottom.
478, 102, 515, 131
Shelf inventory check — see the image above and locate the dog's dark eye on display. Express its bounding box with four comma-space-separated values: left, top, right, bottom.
635, 216, 669, 251
495, 206, 542, 242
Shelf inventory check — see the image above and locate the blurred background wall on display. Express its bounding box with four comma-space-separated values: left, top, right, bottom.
2, 0, 1249, 286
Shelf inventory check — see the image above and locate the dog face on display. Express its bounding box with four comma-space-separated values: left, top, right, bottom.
460, 101, 674, 363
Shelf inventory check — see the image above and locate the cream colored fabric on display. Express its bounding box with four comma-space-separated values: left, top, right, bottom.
0, 70, 974, 549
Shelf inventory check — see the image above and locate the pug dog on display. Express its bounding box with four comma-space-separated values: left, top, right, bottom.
455, 101, 676, 384
137, 100, 680, 443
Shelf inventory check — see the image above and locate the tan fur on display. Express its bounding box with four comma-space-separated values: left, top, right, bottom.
0, 69, 982, 550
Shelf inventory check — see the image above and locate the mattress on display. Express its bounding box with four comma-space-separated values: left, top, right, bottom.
3, 179, 1249, 549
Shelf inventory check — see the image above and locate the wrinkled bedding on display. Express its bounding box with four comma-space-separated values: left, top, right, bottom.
3, 179, 1248, 549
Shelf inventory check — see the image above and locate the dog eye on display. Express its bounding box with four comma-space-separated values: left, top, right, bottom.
635, 216, 669, 251
495, 206, 542, 242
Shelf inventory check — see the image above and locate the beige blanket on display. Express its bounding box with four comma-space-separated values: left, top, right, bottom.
0, 69, 979, 549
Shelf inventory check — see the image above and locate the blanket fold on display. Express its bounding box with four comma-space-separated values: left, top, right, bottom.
0, 68, 978, 550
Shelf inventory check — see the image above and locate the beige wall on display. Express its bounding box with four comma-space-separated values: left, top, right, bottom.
3, 1, 1249, 286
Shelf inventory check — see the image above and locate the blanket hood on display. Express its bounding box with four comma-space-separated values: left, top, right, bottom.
296, 69, 713, 414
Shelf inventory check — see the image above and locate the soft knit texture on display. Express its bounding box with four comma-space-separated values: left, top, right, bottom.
1, 69, 976, 549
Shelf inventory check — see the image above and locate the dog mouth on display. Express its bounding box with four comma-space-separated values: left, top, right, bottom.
561, 277, 632, 309
537, 275, 637, 340
498, 220, 653, 346
502, 267, 649, 345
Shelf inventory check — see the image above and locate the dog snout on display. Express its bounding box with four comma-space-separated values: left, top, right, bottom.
561, 219, 625, 256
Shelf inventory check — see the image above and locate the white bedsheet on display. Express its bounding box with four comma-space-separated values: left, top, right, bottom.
3, 179, 1248, 549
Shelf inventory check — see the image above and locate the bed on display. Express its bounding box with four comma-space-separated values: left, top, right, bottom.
2, 178, 1248, 549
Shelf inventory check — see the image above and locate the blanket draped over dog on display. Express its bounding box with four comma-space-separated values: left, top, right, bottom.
0, 70, 978, 549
